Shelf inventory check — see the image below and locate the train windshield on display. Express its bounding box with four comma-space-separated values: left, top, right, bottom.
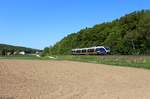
105, 47, 110, 51
96, 48, 105, 52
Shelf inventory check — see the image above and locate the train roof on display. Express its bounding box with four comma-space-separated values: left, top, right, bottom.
72, 46, 106, 50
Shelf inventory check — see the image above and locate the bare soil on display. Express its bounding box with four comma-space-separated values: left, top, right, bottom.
1, 60, 150, 99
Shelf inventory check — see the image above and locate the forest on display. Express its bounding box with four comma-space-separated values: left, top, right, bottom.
43, 10, 150, 55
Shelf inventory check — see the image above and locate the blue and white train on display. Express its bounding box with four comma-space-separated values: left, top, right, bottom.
72, 46, 110, 55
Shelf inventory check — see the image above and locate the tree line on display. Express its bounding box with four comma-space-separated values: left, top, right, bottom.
43, 10, 150, 55
0, 44, 40, 56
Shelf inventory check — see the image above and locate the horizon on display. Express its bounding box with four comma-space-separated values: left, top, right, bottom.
0, 0, 149, 49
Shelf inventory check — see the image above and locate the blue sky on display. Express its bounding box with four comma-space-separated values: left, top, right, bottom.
0, 0, 149, 49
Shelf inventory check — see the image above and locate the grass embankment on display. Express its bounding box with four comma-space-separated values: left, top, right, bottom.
1, 55, 150, 69
54, 55, 150, 69
0, 55, 49, 60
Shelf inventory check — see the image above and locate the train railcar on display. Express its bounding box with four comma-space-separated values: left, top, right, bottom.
72, 46, 110, 55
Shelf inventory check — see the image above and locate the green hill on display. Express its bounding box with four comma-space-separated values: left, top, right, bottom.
44, 10, 150, 55
0, 44, 41, 56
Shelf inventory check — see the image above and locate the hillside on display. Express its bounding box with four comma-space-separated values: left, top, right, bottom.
0, 44, 41, 56
44, 10, 150, 55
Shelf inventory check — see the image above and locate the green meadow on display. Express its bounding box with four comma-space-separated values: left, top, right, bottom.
54, 55, 150, 69
1, 55, 150, 69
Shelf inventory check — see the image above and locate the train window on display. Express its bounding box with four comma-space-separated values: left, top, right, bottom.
88, 49, 94, 52
82, 49, 86, 52
91, 49, 94, 52
76, 50, 81, 53
96, 48, 100, 51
